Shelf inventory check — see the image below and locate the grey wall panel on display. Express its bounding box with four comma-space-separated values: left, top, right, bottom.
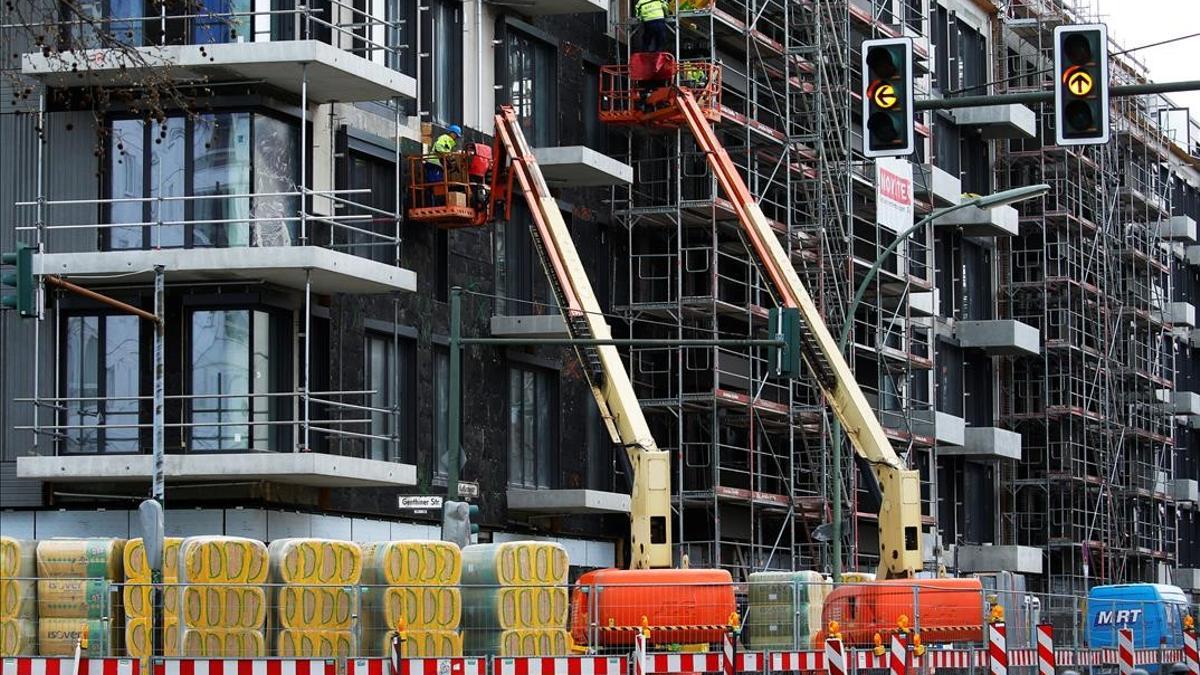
34, 509, 131, 538
266, 510, 312, 539
225, 508, 268, 540
310, 513, 353, 539
350, 518, 392, 542
161, 509, 225, 538
44, 111, 101, 255
0, 511, 36, 539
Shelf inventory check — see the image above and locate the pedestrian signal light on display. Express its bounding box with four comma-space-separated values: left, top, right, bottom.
1, 243, 35, 318
862, 37, 914, 158
1054, 24, 1109, 145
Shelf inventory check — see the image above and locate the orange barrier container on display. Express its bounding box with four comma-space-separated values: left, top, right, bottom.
816, 578, 985, 647
570, 568, 735, 647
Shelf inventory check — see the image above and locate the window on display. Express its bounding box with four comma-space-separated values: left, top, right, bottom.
73, 0, 146, 47
62, 315, 141, 454
345, 149, 398, 263
192, 0, 251, 44
504, 203, 538, 308
505, 27, 557, 147
385, 0, 417, 75
108, 112, 298, 250
366, 333, 414, 462
582, 66, 605, 151
507, 364, 557, 489
427, 0, 463, 125
189, 308, 286, 451
433, 347, 464, 479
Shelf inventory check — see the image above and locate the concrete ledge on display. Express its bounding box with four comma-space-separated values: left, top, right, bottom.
35, 246, 415, 294
950, 104, 1037, 139
956, 319, 1040, 356
498, 0, 606, 14
1162, 215, 1197, 243
506, 489, 631, 514
935, 204, 1019, 237
490, 315, 570, 338
534, 146, 633, 187
1187, 245, 1200, 267
938, 427, 1022, 461
916, 410, 965, 447
1173, 392, 1200, 416
909, 290, 938, 317
957, 544, 1043, 575
1165, 301, 1196, 327
1176, 568, 1200, 591
17, 453, 417, 487
23, 41, 415, 103
1174, 479, 1199, 504
914, 164, 961, 208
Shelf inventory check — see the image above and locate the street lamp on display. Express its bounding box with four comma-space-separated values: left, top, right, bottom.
828, 183, 1050, 582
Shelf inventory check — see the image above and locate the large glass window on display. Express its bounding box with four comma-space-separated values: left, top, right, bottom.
62, 315, 141, 454
366, 333, 414, 462
189, 308, 283, 451
433, 347, 464, 480
194, 113, 252, 247
506, 28, 557, 148
192, 0, 251, 44
428, 0, 462, 125
345, 150, 398, 262
72, 0, 146, 48
507, 364, 557, 489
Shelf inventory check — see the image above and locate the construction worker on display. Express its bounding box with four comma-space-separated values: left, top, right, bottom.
634, 0, 669, 53
424, 124, 461, 205
680, 61, 707, 90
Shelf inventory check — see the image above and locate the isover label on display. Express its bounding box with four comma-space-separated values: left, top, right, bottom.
1095, 609, 1144, 626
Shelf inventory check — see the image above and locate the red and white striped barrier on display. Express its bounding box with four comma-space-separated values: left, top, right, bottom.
1118, 627, 1135, 675
633, 634, 647, 675
988, 623, 1008, 675
495, 658, 625, 675
824, 640, 845, 675
1185, 629, 1199, 675
1036, 624, 1055, 675
723, 634, 736, 675
350, 659, 484, 675
889, 635, 907, 675
769, 652, 824, 672
641, 652, 762, 673
155, 661, 334, 675
4, 659, 135, 675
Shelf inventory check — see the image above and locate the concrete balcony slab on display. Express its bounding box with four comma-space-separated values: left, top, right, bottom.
506, 489, 631, 514
914, 410, 965, 447
955, 319, 1040, 356
496, 0, 606, 14
950, 104, 1037, 140
934, 204, 1019, 237
957, 544, 1043, 575
1164, 301, 1196, 327
1173, 479, 1198, 504
491, 315, 570, 338
35, 246, 415, 294
17, 453, 416, 487
23, 40, 415, 103
939, 427, 1022, 461
534, 146, 633, 187
1173, 392, 1200, 416
1176, 568, 1200, 590
914, 164, 962, 208
909, 290, 939, 317
1161, 215, 1197, 243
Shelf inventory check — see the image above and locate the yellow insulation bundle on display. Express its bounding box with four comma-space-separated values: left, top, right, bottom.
1, 580, 35, 622
36, 539, 125, 581
379, 587, 460, 631
1, 537, 37, 623
1, 537, 36, 579
268, 539, 362, 585
461, 587, 567, 630
178, 537, 268, 584
362, 541, 461, 586
38, 618, 119, 656
179, 628, 265, 657
37, 579, 113, 619
123, 584, 179, 618
180, 586, 266, 629
124, 538, 182, 583
126, 616, 180, 657
276, 629, 354, 657
384, 629, 462, 658
464, 628, 570, 657
277, 586, 354, 630
460, 543, 568, 586
1, 618, 37, 656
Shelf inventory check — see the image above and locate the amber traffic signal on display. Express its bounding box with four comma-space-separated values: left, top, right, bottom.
862, 37, 914, 158
1054, 24, 1109, 146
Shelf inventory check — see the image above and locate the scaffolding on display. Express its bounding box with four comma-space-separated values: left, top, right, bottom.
997, 0, 1179, 628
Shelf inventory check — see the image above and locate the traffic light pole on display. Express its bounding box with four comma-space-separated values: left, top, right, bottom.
915, 79, 1200, 111
448, 287, 463, 501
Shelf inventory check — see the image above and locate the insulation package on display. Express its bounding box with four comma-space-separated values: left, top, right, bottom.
123, 585, 179, 619
178, 537, 269, 584
747, 571, 830, 607
1, 580, 35, 622
461, 543, 568, 587
742, 602, 824, 650
180, 586, 266, 629
268, 539, 362, 585
840, 572, 876, 584
38, 618, 119, 656
179, 628, 266, 657
276, 628, 354, 657
464, 628, 570, 657
36, 579, 115, 619
373, 586, 460, 632
124, 538, 182, 583
126, 616, 180, 657
377, 629, 462, 658
461, 586, 568, 631
361, 541, 461, 586
1, 537, 37, 623
277, 585, 355, 630
36, 540, 125, 581
1, 618, 36, 657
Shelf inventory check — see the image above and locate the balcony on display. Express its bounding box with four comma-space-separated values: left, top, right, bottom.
915, 410, 965, 447
506, 489, 631, 515
1160, 215, 1198, 243
949, 104, 1037, 140
534, 147, 633, 188
19, 7, 416, 103
1176, 568, 1200, 591
934, 204, 1019, 238
956, 544, 1043, 575
1173, 391, 1200, 416
505, 0, 607, 14
1174, 479, 1199, 505
491, 315, 570, 338
914, 164, 961, 208
909, 289, 939, 317
955, 319, 1040, 356
1164, 302, 1196, 327
939, 427, 1023, 461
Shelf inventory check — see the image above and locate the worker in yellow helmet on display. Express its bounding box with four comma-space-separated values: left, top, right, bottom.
634, 0, 669, 53
424, 124, 461, 205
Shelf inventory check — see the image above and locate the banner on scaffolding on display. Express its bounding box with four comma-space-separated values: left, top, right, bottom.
875, 157, 913, 233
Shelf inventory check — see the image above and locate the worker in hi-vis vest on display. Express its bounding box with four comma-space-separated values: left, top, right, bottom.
424, 124, 461, 204
634, 0, 669, 53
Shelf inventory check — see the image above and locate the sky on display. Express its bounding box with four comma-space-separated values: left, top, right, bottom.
1095, 0, 1200, 142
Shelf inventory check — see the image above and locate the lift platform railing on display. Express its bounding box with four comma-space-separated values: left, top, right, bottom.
599, 59, 721, 127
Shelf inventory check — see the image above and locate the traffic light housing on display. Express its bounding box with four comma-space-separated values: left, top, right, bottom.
768, 307, 801, 379
442, 500, 480, 548
1054, 24, 1109, 146
862, 37, 914, 158
1, 244, 35, 318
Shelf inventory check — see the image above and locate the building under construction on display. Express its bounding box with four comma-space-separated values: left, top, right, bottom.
1, 0, 1198, 612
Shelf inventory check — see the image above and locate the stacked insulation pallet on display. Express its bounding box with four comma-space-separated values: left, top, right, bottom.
269, 539, 362, 658
177, 536, 268, 656
361, 541, 462, 657
35, 539, 125, 656
461, 542, 570, 657
743, 571, 830, 650
124, 537, 183, 660
1, 536, 37, 656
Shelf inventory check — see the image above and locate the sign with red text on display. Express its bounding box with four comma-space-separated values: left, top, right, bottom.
876, 157, 913, 233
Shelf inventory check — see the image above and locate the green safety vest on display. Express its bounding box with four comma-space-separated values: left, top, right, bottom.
427, 133, 457, 164
635, 0, 667, 21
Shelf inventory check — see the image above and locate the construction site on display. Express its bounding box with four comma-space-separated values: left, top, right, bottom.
1, 0, 1200, 667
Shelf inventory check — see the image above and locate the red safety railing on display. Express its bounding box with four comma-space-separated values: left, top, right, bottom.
406, 144, 494, 228
598, 57, 721, 128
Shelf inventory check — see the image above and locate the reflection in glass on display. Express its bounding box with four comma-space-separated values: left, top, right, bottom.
64, 315, 140, 453
110, 119, 145, 250
251, 115, 299, 246
508, 366, 553, 489
191, 309, 251, 450
150, 117, 186, 248
367, 335, 393, 461
193, 0, 250, 44
193, 113, 251, 247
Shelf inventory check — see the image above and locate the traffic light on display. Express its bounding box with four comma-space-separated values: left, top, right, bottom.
1, 243, 35, 318
442, 500, 480, 548
1054, 24, 1109, 146
768, 307, 801, 379
862, 37, 914, 158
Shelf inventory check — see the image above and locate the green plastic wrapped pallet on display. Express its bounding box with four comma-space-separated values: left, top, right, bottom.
746, 571, 829, 606
461, 586, 568, 630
